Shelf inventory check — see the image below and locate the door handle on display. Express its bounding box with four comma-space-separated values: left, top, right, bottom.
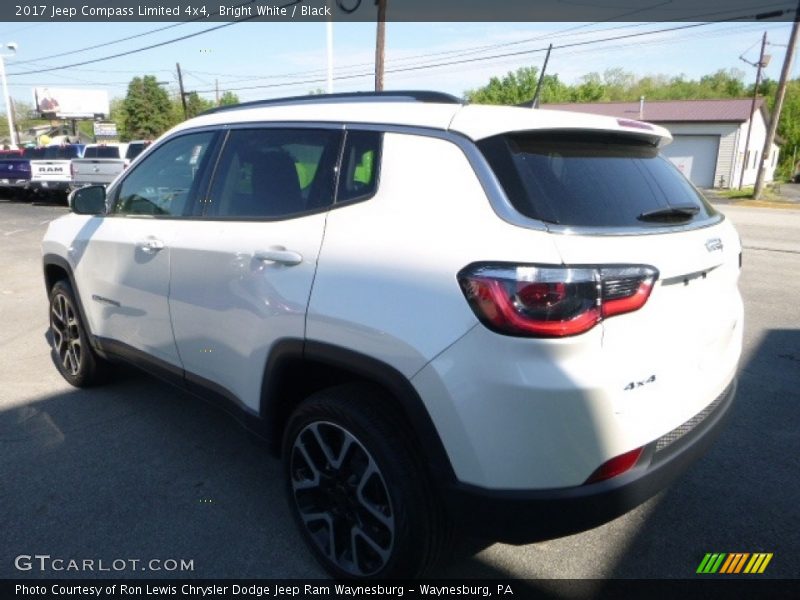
254, 247, 303, 266
136, 238, 165, 253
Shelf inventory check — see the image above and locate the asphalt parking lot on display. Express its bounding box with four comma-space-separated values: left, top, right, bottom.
0, 198, 798, 583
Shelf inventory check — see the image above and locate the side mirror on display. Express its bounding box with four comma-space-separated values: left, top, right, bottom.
69, 185, 106, 215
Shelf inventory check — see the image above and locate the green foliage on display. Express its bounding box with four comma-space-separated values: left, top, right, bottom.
466, 66, 542, 105
121, 75, 174, 141
465, 65, 799, 180
219, 91, 240, 106
184, 92, 214, 118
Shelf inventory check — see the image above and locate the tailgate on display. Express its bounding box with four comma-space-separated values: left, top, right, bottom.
72, 159, 124, 183
552, 218, 742, 433
31, 161, 71, 182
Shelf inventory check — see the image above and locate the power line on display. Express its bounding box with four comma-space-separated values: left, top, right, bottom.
191, 15, 792, 95
170, 2, 793, 87
8, 0, 306, 77
10, 0, 266, 66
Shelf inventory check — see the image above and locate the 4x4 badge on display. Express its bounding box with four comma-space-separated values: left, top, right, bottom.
706, 238, 723, 252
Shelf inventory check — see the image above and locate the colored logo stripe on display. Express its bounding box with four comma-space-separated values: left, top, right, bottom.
697, 553, 726, 573
720, 553, 749, 573
697, 552, 773, 574
744, 553, 773, 574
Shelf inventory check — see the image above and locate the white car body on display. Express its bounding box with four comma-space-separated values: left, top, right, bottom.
42, 92, 742, 576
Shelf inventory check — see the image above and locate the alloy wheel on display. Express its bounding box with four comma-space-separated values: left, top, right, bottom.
290, 421, 395, 577
50, 292, 82, 376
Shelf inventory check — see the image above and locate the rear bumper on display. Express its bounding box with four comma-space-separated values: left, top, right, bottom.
445, 379, 736, 544
0, 178, 31, 188
30, 181, 71, 192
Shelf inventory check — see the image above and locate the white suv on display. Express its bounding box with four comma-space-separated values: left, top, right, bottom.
42, 91, 742, 579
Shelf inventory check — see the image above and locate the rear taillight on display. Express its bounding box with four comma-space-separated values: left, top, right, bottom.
458, 264, 658, 338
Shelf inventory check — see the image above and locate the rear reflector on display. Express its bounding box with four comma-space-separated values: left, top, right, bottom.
458, 264, 658, 338
584, 447, 644, 484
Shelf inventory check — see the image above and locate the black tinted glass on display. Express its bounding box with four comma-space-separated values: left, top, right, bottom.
113, 132, 215, 216
337, 131, 382, 203
126, 143, 148, 160
207, 128, 342, 218
84, 147, 121, 159
479, 132, 716, 227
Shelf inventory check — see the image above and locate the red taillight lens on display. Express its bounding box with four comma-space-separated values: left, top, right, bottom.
584, 447, 644, 484
458, 264, 657, 338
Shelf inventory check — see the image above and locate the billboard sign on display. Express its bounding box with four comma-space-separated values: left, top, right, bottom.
93, 122, 118, 137
34, 87, 110, 118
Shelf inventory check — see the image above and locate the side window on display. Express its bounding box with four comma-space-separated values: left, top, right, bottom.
207, 128, 342, 219
112, 132, 215, 217
337, 130, 382, 203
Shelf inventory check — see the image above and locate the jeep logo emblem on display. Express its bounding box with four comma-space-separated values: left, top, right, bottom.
705, 238, 723, 252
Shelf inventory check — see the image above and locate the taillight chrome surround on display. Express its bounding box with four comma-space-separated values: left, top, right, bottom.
458, 263, 659, 338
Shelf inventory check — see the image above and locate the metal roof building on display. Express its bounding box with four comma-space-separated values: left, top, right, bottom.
544, 98, 778, 189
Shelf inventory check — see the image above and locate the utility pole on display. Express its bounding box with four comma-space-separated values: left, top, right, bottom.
738, 32, 768, 190
530, 44, 553, 108
754, 5, 800, 199
215, 79, 219, 106
374, 0, 386, 91
176, 62, 188, 119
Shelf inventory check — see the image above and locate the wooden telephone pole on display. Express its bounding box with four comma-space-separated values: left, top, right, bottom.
754, 5, 800, 199
176, 62, 188, 119
739, 32, 768, 190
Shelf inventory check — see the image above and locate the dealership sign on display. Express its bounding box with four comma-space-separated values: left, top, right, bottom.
34, 88, 110, 119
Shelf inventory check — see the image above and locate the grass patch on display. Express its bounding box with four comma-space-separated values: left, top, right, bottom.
717, 185, 785, 203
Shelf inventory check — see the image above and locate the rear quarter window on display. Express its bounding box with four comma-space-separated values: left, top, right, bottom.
478, 132, 717, 228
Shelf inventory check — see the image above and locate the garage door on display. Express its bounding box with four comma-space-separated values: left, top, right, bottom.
660, 135, 720, 188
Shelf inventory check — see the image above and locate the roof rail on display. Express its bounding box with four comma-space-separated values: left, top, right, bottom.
199, 90, 463, 116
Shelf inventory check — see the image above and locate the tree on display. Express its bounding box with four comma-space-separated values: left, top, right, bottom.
184, 92, 214, 118
121, 75, 174, 140
219, 91, 239, 106
466, 66, 540, 105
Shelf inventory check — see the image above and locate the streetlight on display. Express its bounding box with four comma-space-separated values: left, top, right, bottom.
0, 42, 17, 147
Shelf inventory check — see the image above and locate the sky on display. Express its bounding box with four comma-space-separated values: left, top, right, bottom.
0, 18, 795, 112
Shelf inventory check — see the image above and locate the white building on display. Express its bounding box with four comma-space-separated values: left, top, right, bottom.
545, 98, 779, 189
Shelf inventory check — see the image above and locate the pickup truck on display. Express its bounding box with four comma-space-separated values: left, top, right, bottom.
70, 143, 128, 189
70, 141, 152, 189
29, 144, 86, 201
0, 147, 46, 200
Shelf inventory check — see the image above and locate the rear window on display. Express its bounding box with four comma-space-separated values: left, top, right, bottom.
43, 146, 82, 159
23, 148, 45, 159
83, 146, 121, 159
125, 142, 150, 161
478, 132, 716, 228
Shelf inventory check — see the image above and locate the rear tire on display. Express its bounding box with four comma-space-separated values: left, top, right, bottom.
48, 280, 108, 387
283, 383, 447, 579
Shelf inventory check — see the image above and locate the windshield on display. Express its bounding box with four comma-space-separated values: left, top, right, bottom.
478, 132, 716, 227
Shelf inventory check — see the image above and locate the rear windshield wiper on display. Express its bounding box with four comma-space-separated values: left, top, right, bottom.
637, 205, 700, 223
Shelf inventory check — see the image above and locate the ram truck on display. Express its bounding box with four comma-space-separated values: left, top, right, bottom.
0, 147, 46, 200
29, 144, 86, 201
70, 144, 129, 189
71, 141, 152, 189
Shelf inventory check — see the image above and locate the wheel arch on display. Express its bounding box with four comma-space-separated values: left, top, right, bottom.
42, 254, 99, 348
260, 339, 457, 487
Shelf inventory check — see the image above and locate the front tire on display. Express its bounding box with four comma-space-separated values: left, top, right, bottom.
48, 280, 107, 387
283, 384, 446, 579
